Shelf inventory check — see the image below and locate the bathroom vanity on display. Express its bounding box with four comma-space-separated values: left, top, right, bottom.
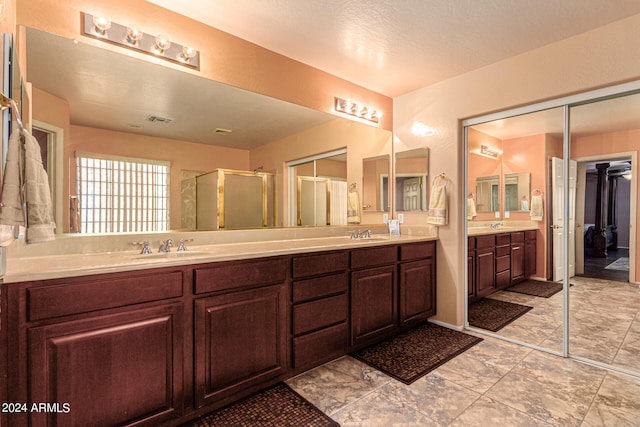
1, 234, 436, 427
467, 227, 537, 301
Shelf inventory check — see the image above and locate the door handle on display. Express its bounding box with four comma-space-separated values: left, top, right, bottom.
550, 225, 563, 229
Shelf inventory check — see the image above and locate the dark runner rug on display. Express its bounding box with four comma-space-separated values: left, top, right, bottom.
351, 322, 483, 385
183, 383, 338, 427
468, 298, 533, 332
505, 279, 563, 298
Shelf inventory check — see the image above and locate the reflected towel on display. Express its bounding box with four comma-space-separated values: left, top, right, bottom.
530, 194, 543, 221
467, 197, 477, 220
427, 179, 448, 225
347, 191, 360, 224
0, 130, 56, 243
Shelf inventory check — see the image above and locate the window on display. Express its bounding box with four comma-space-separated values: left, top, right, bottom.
76, 152, 169, 233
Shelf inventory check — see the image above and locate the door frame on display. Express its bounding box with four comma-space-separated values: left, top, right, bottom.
573, 151, 637, 284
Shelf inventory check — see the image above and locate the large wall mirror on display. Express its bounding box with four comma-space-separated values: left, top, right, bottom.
362, 155, 390, 212
23, 27, 391, 234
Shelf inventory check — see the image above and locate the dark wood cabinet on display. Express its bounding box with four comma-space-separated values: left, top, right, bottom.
351, 264, 398, 346
4, 240, 437, 427
510, 232, 525, 284
194, 284, 288, 408
467, 237, 476, 299
291, 251, 349, 372
525, 230, 537, 277
28, 304, 184, 427
475, 235, 496, 298
495, 233, 511, 290
399, 242, 436, 327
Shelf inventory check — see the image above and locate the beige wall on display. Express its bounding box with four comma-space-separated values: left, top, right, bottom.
16, 0, 392, 130
394, 13, 640, 327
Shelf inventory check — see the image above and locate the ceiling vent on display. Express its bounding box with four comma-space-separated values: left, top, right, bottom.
146, 115, 174, 124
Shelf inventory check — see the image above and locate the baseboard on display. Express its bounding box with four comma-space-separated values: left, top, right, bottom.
428, 318, 464, 331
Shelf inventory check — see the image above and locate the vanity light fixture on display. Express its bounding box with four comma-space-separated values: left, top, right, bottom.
81, 12, 200, 70
334, 97, 380, 124
480, 144, 500, 158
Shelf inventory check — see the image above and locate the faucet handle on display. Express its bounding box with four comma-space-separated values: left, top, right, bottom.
131, 241, 151, 254
177, 238, 194, 252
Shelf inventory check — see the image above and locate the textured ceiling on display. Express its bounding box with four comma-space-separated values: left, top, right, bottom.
147, 0, 640, 97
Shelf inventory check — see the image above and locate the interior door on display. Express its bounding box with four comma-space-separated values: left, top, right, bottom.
552, 157, 577, 281
403, 177, 421, 210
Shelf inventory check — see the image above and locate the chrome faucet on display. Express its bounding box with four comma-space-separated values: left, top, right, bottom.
350, 229, 372, 239
176, 238, 194, 252
132, 241, 151, 254
490, 222, 503, 230
158, 239, 173, 253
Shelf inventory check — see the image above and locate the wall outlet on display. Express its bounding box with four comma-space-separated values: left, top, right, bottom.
398, 213, 404, 223
504, 211, 510, 218
495, 211, 500, 218
383, 213, 389, 223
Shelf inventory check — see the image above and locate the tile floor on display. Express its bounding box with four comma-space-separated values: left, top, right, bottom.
287, 277, 640, 426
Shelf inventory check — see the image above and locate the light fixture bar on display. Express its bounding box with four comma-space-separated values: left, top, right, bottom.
81, 12, 200, 70
334, 96, 380, 124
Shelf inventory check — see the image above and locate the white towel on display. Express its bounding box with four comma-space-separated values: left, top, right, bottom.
0, 130, 56, 243
467, 197, 477, 220
427, 179, 448, 225
347, 191, 360, 224
530, 194, 543, 221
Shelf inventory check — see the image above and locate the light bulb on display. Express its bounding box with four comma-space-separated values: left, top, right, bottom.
125, 26, 144, 45
154, 34, 171, 54
92, 16, 111, 36
179, 46, 197, 62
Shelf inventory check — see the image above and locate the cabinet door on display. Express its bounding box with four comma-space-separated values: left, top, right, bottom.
468, 250, 476, 298
399, 258, 436, 326
475, 247, 496, 297
511, 243, 525, 283
351, 265, 397, 347
194, 284, 287, 408
27, 304, 183, 427
525, 238, 537, 277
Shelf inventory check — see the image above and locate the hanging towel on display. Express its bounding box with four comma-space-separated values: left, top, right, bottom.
467, 197, 477, 220
427, 178, 448, 225
347, 190, 361, 224
530, 194, 544, 221
0, 129, 56, 243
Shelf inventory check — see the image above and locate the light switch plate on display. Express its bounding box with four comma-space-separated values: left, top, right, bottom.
383, 213, 389, 223
398, 213, 404, 223
495, 211, 500, 218
505, 211, 510, 218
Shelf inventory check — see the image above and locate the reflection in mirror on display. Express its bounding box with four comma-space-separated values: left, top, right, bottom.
504, 172, 530, 212
196, 169, 275, 229
475, 175, 500, 213
289, 150, 347, 226
25, 28, 391, 234
395, 148, 429, 212
362, 155, 390, 212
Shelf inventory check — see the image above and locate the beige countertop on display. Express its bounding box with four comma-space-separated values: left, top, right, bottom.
4, 233, 437, 284
467, 225, 539, 236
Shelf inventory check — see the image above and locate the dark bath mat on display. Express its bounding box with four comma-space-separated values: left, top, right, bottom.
351, 322, 483, 385
182, 383, 338, 427
505, 279, 563, 298
468, 298, 533, 332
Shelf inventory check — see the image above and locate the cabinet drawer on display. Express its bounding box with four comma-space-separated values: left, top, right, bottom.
496, 255, 511, 273
293, 294, 348, 336
194, 257, 287, 294
496, 269, 511, 288
525, 230, 537, 240
351, 245, 397, 269
496, 233, 511, 246
28, 270, 183, 321
293, 323, 348, 369
293, 273, 348, 303
511, 231, 524, 243
475, 235, 495, 249
496, 245, 510, 257
399, 241, 435, 261
293, 251, 348, 279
